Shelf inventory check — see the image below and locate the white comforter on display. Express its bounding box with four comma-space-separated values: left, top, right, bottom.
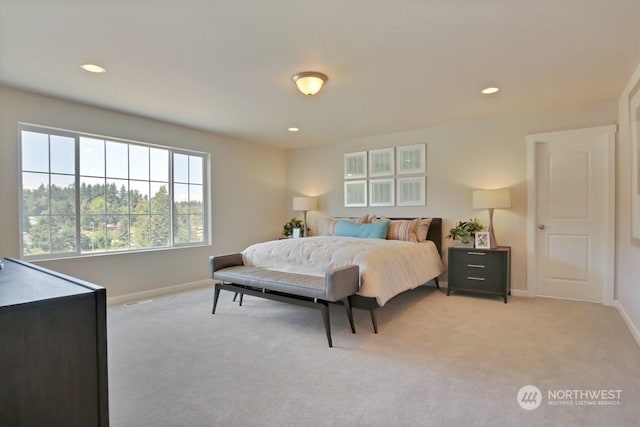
242, 236, 445, 306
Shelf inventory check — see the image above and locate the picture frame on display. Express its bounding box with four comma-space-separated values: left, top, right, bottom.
369, 148, 394, 177
344, 151, 367, 179
397, 143, 426, 174
475, 231, 490, 249
369, 178, 394, 207
396, 176, 426, 206
344, 180, 367, 207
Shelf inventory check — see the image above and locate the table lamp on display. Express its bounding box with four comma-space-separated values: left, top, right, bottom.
472, 189, 511, 248
293, 196, 317, 237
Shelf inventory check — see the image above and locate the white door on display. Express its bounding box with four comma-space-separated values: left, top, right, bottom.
527, 126, 615, 303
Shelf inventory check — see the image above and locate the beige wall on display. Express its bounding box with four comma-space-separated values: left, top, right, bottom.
616, 62, 640, 340
0, 85, 287, 298
287, 102, 617, 291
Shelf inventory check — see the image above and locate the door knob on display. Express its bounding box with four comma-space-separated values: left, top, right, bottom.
538, 224, 545, 230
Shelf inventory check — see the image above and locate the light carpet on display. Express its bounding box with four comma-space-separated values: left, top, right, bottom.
107, 285, 640, 426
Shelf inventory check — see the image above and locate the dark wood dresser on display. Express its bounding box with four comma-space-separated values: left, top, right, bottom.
447, 246, 511, 303
0, 258, 109, 426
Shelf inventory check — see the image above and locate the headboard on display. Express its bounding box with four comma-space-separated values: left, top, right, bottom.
425, 218, 442, 256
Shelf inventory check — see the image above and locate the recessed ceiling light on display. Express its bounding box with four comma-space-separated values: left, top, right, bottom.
81, 64, 106, 73
288, 127, 300, 132
482, 87, 499, 95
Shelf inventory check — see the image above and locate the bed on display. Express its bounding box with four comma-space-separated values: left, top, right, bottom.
241, 217, 445, 332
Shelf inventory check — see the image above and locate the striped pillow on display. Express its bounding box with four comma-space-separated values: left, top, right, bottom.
416, 218, 433, 242
372, 217, 420, 242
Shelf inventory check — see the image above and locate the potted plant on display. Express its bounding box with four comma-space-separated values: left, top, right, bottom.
282, 217, 304, 237
446, 218, 485, 246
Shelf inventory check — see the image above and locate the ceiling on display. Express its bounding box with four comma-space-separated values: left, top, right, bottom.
2, 0, 640, 149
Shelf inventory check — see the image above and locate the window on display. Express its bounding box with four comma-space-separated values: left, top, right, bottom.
20, 124, 209, 259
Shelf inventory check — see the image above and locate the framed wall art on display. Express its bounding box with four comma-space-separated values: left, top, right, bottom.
397, 143, 425, 174
369, 178, 394, 207
369, 148, 394, 177
397, 176, 425, 206
344, 151, 367, 179
344, 180, 367, 207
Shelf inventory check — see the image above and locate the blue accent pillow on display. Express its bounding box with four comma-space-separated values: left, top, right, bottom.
334, 220, 390, 239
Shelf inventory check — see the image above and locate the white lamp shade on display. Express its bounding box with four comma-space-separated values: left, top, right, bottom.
292, 72, 328, 95
293, 196, 317, 211
473, 189, 511, 209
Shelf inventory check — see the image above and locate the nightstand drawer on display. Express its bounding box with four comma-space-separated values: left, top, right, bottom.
451, 250, 504, 267
450, 267, 504, 292
458, 264, 503, 283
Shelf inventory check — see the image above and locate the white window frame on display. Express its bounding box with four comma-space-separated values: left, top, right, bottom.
19, 123, 211, 260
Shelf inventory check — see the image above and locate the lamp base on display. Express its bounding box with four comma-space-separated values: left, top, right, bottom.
303, 211, 308, 237
488, 208, 498, 249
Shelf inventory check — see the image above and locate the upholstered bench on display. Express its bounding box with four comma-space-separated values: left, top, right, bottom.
209, 253, 359, 347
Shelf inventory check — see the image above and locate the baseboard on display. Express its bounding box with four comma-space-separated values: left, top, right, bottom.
614, 300, 640, 347
107, 279, 213, 307
438, 281, 530, 297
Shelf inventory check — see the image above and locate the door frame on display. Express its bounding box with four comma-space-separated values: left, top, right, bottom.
526, 125, 616, 305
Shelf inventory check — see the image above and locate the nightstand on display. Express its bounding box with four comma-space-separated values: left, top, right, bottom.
447, 246, 511, 303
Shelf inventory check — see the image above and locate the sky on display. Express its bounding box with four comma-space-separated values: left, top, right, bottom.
21, 131, 203, 204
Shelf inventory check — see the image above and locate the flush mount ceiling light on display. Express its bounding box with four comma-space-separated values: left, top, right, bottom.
481, 86, 500, 95
288, 127, 300, 132
81, 63, 106, 73
292, 71, 328, 96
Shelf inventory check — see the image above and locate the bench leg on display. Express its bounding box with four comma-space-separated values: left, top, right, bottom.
320, 302, 332, 348
232, 292, 244, 305
435, 277, 440, 289
214, 282, 340, 347
212, 284, 221, 314
370, 309, 378, 334
342, 297, 356, 334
